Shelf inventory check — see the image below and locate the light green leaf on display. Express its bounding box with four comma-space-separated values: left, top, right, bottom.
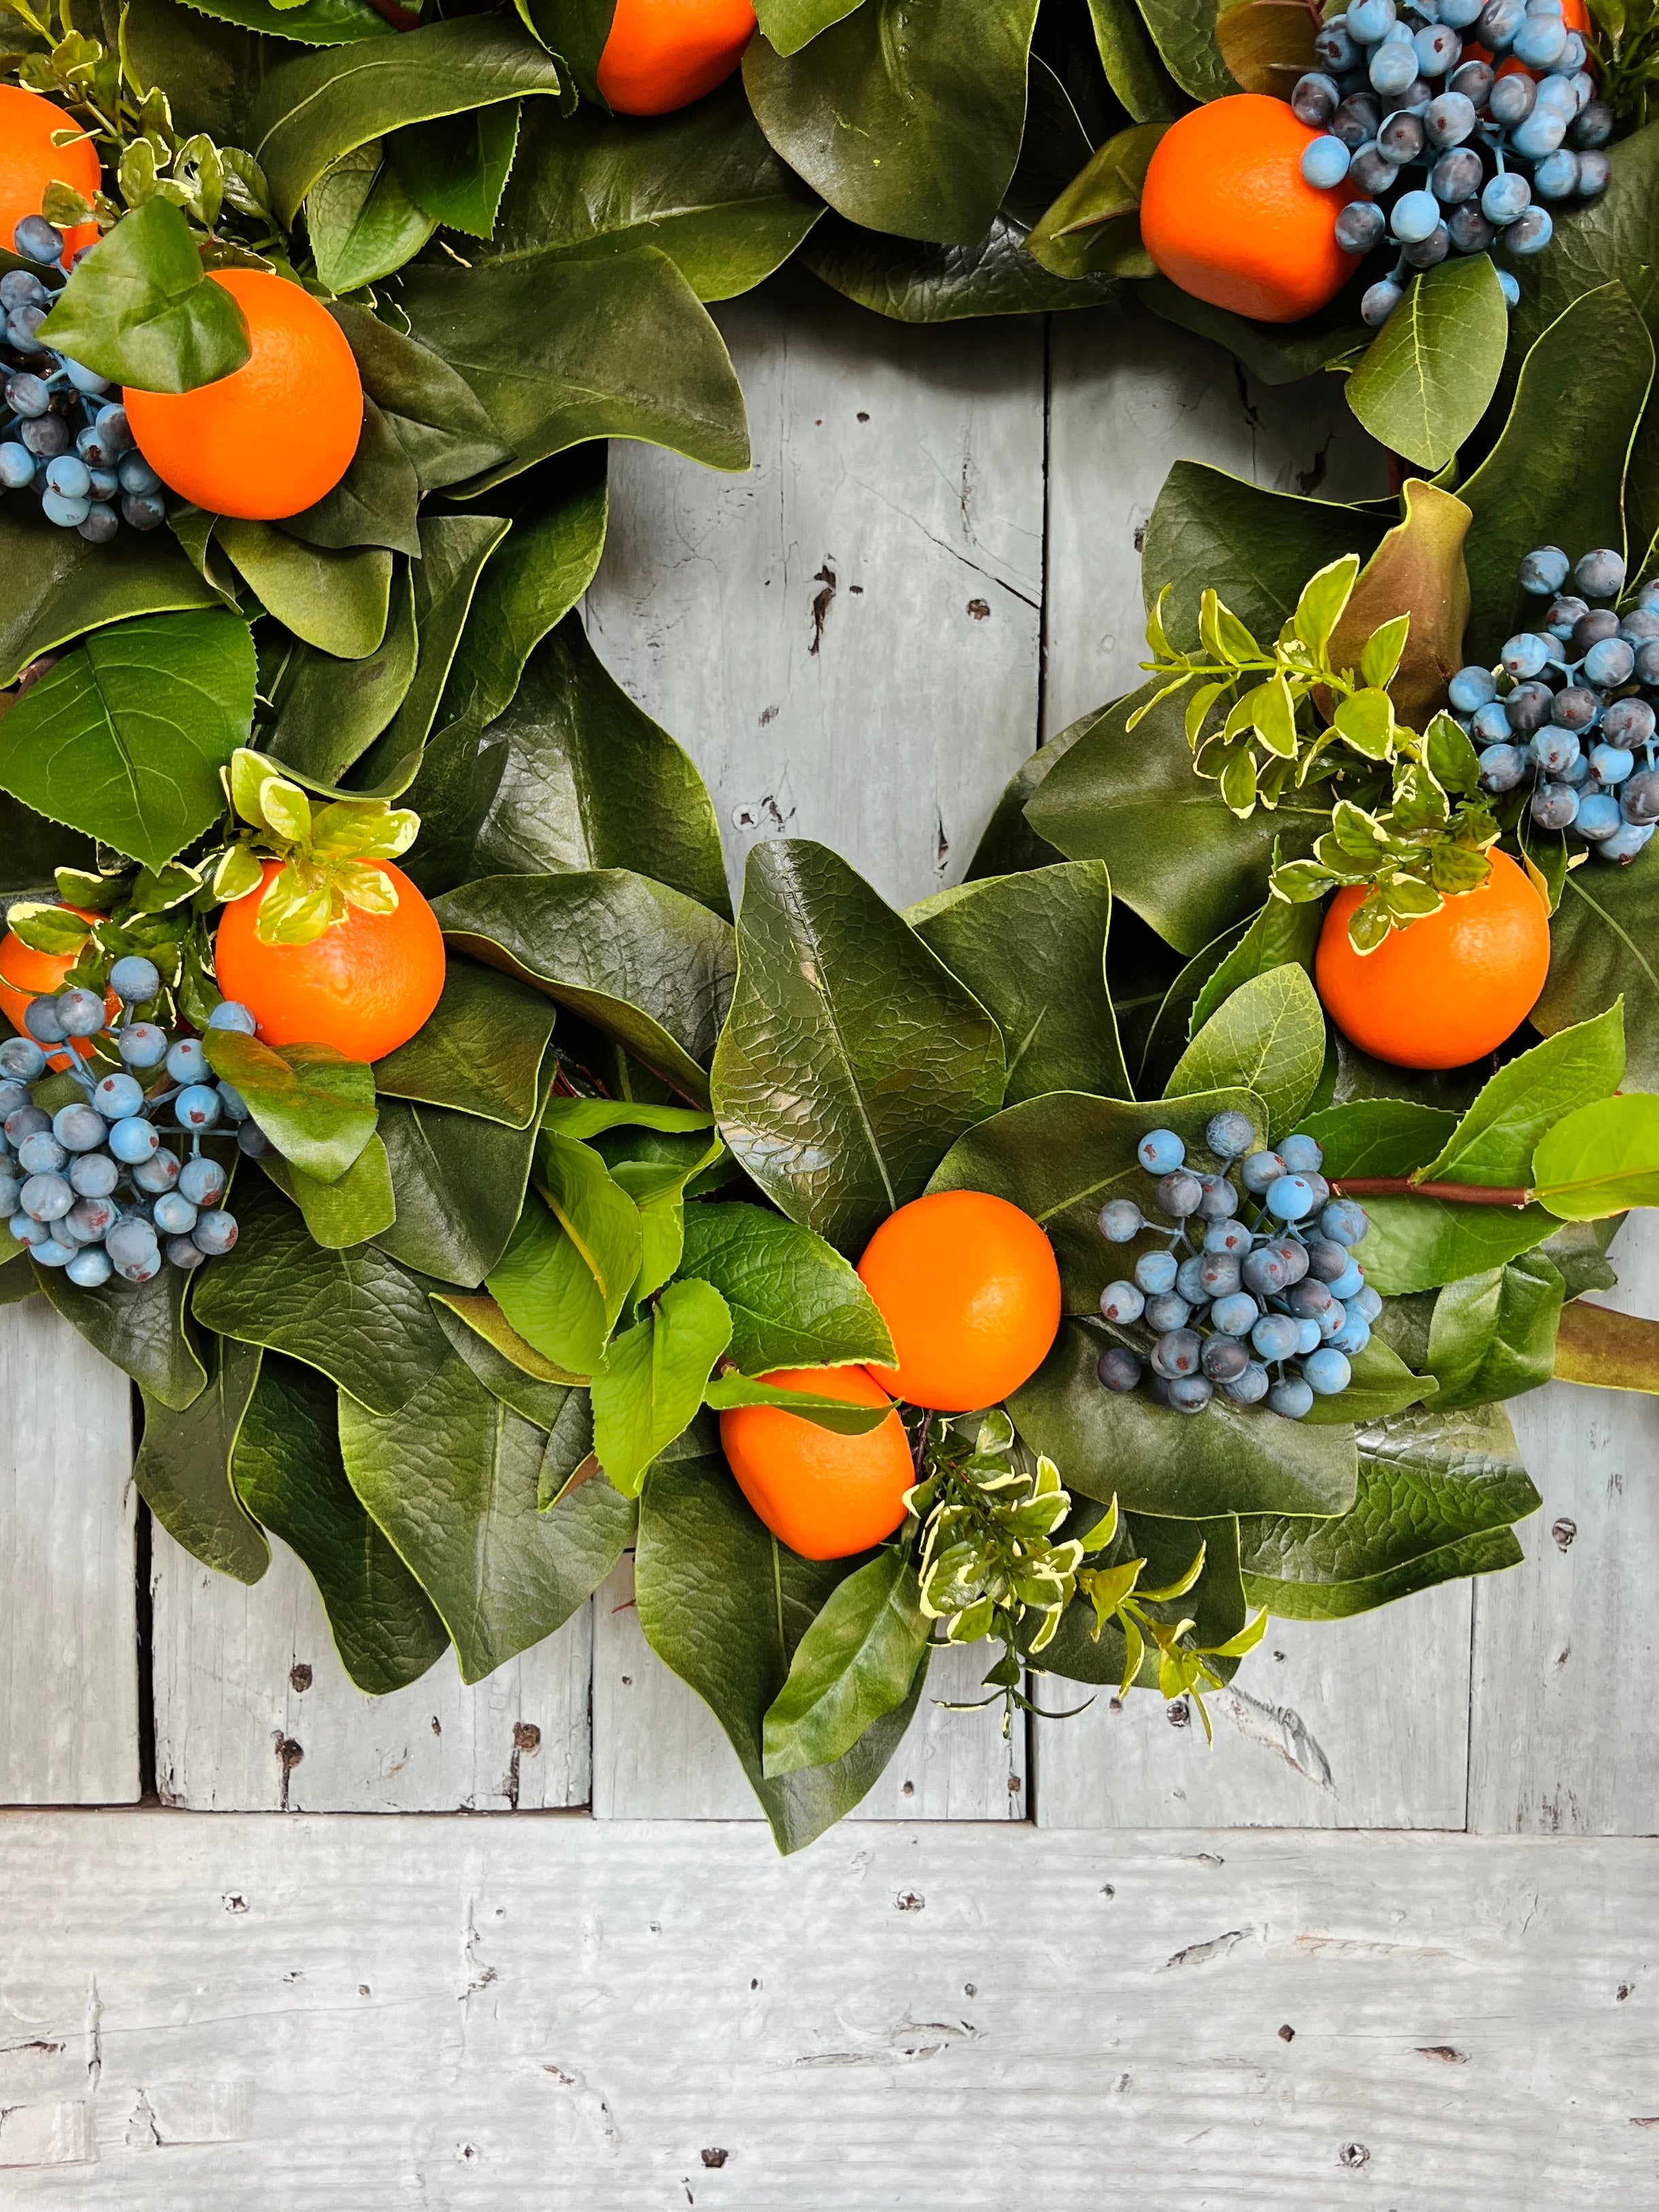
1346, 257, 1509, 474
702, 1371, 891, 1432
590, 1276, 733, 1496
1166, 963, 1326, 1140
1532, 1093, 1659, 1220
485, 1191, 612, 1379
676, 1199, 894, 1373
1187, 894, 1320, 1037
536, 1129, 644, 1325
205, 1032, 378, 1183
389, 100, 522, 239
1415, 1006, 1625, 1190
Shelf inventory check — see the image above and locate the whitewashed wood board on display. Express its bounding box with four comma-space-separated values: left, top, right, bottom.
0, 1813, 1656, 2206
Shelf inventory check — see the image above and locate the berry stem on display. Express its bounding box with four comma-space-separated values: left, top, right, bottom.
1331, 1175, 1534, 1207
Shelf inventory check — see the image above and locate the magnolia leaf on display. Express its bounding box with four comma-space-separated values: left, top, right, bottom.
762, 1549, 929, 1776
37, 198, 250, 392
1327, 481, 1473, 729
590, 1276, 733, 1496
203, 1031, 378, 1183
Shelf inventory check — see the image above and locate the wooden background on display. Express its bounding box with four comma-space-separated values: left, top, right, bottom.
1, 274, 1656, 2205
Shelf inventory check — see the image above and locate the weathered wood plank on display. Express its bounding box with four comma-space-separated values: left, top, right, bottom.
0, 1812, 1654, 2203
588, 266, 1046, 910
590, 1551, 1024, 1821
150, 1537, 591, 1813
1468, 1211, 1659, 1836
0, 1300, 138, 1806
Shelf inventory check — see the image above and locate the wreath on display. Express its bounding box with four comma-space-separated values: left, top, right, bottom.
1, 0, 1658, 1852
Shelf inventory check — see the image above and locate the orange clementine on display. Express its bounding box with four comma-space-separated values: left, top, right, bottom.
857, 1190, 1062, 1413
124, 271, 362, 521
1138, 94, 1358, 324
213, 860, 444, 1063
0, 86, 100, 267
1315, 850, 1551, 1070
597, 0, 757, 115
719, 1364, 913, 1560
0, 912, 112, 1065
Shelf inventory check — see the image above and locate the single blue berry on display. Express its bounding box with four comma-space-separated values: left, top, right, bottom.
1136, 1129, 1185, 1174
1099, 1280, 1145, 1325
1268, 1376, 1315, 1420
1096, 1347, 1141, 1392
110, 955, 161, 1003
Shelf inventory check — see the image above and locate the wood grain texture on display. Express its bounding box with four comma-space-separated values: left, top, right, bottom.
591, 1551, 1024, 1821
587, 266, 1045, 911
0, 1812, 1655, 2204
0, 1300, 138, 1806
1467, 1211, 1659, 1836
150, 1536, 591, 1813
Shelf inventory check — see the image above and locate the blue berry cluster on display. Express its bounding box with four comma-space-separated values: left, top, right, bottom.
1449, 546, 1658, 863
1294, 0, 1609, 329
1094, 1116, 1376, 1421
1, 959, 263, 1285
2, 215, 165, 542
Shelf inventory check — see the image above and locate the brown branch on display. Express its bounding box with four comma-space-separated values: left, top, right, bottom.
1330, 1176, 1534, 1208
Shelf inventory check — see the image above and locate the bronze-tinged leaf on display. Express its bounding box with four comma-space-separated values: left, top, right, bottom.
1325, 481, 1472, 730
1553, 1300, 1659, 1394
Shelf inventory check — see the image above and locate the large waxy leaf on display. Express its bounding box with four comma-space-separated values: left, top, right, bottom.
804, 211, 1121, 323
231, 1350, 448, 1695
338, 1349, 634, 1682
907, 862, 1129, 1106
1505, 120, 1659, 399
396, 246, 749, 490
431, 1285, 587, 1389
1302, 1333, 1433, 1427
214, 523, 390, 661
389, 101, 523, 239
261, 1137, 397, 1249
282, 400, 423, 561
1134, 0, 1234, 98
1009, 1317, 1358, 1518
928, 1087, 1266, 1313
1167, 963, 1326, 1140
0, 499, 220, 691
1238, 1400, 1537, 1619
1023, 131, 1160, 289
1415, 1008, 1625, 1190
1140, 274, 1370, 388
374, 1090, 543, 1287
1533, 843, 1659, 1097
133, 1336, 269, 1582
192, 1174, 453, 1413
753, 0, 863, 54
374, 957, 555, 1127
173, 0, 394, 45
250, 15, 565, 225
37, 199, 250, 393
1083, 0, 1181, 115
712, 840, 1006, 1255
204, 1034, 378, 1184
636, 1449, 926, 1852
306, 142, 437, 295
763, 1548, 928, 1777
432, 1295, 576, 1432
485, 1194, 612, 1379
1345, 1194, 1556, 1299
590, 1276, 733, 1495
1345, 257, 1509, 474
267, 566, 418, 788
1462, 284, 1655, 662
467, 617, 730, 917
1038, 1510, 1243, 1689
489, 78, 821, 302
676, 1199, 894, 1373
327, 301, 512, 495
0, 610, 254, 872
743, 0, 1040, 246
1324, 480, 1473, 732
1532, 1094, 1659, 1221
434, 870, 736, 1106
1426, 1253, 1565, 1411
37, 1257, 208, 1409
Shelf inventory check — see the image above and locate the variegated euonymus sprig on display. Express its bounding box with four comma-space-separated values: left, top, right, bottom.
5, 852, 222, 1027
1137, 554, 1500, 951
213, 748, 418, 947
1076, 1502, 1267, 1742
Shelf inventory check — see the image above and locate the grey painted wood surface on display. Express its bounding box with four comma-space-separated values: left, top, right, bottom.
1, 1811, 1656, 2205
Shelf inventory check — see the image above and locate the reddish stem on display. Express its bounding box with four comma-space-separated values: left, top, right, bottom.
1332, 1176, 1534, 1208
363, 0, 420, 29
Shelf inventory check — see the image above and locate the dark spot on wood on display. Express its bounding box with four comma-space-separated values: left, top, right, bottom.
1629, 2115, 1659, 2127
1552, 1518, 1577, 1549
901, 1779, 915, 1796
1167, 1699, 1190, 1728
1296, 430, 1334, 497
273, 1734, 303, 1811
1195, 1852, 1224, 1867
964, 1983, 977, 1997
1007, 1772, 1021, 1794
857, 412, 870, 423
895, 1892, 924, 1913
759, 704, 778, 725
1273, 1649, 1287, 1662
431, 1717, 442, 1735
1338, 2143, 1370, 2169
358, 1985, 370, 1998
1417, 2045, 1466, 2063
967, 598, 990, 621
458, 2143, 479, 2162
1100, 1885, 1115, 1900
1108, 1697, 1122, 1713
7, 2038, 65, 2056
621, 1674, 633, 1687
750, 1979, 759, 1991
289, 1663, 312, 1693
1618, 1983, 1633, 2001
700, 2148, 729, 2168
513, 1722, 541, 1753
1132, 523, 1147, 553
651, 1921, 662, 1934
223, 1894, 248, 1915
849, 583, 863, 595
808, 564, 837, 656
1279, 2024, 1296, 2042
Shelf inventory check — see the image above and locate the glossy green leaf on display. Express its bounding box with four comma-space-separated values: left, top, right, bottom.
762, 1549, 928, 1776
0, 610, 254, 872
754, 0, 863, 54
929, 1087, 1266, 1313
231, 1351, 450, 1695
1415, 1006, 1625, 1190
215, 523, 389, 661
1166, 963, 1325, 1140
1532, 1093, 1659, 1220
804, 210, 1121, 322
262, 1135, 397, 1249
1009, 1316, 1358, 1518
701, 1371, 891, 1431
281, 401, 422, 559
907, 861, 1129, 1106
743, 0, 1040, 246
250, 15, 564, 225
1345, 257, 1508, 474
0, 499, 220, 692
1504, 120, 1659, 406
267, 565, 418, 787
1534, 861, 1659, 1095
543, 1100, 717, 1140
432, 1294, 576, 1431
1238, 1400, 1537, 1619
373, 956, 555, 1127
1348, 1193, 1556, 1299
606, 1129, 725, 1308
396, 246, 749, 491
535, 1129, 643, 1321
389, 101, 522, 238
485, 1195, 610, 1378
205, 1033, 378, 1183
172, 0, 394, 45
1462, 284, 1655, 662
193, 1173, 453, 1413
306, 141, 437, 293
1187, 894, 1320, 1037
374, 1091, 543, 1287
133, 1336, 269, 1582
489, 78, 821, 301
1134, 0, 1234, 98
591, 1276, 733, 1495
712, 839, 1005, 1254
1084, 0, 1181, 116
1425, 1252, 1565, 1410
327, 300, 512, 495
37, 1257, 207, 1410
1133, 917, 1249, 1095
430, 1285, 587, 1386
636, 1449, 926, 1851
37, 199, 250, 394
338, 1349, 634, 1681
465, 617, 730, 917
1025, 122, 1164, 283
1296, 1096, 1460, 1176
1140, 273, 1370, 387
434, 868, 736, 1106
676, 1199, 895, 1373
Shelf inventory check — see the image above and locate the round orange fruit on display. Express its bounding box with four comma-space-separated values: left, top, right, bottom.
719, 1365, 914, 1561
0, 86, 100, 267
1315, 850, 1551, 1070
857, 1190, 1062, 1413
1139, 94, 1358, 324
213, 861, 444, 1063
124, 270, 362, 521
597, 0, 757, 114
0, 911, 110, 1065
